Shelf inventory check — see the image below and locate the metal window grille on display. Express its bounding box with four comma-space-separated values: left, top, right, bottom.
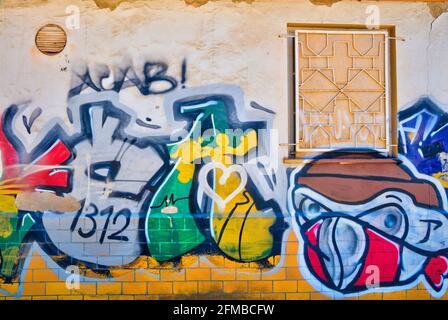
294, 29, 391, 154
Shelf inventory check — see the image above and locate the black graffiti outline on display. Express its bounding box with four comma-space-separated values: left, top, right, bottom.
70, 202, 132, 244
68, 61, 185, 98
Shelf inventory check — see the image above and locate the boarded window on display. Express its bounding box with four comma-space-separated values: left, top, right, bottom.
294, 28, 391, 154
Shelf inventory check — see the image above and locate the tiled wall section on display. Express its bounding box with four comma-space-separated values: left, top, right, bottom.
0, 232, 434, 300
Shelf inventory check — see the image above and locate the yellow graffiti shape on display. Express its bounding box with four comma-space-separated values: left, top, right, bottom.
212, 170, 276, 262
202, 131, 258, 164
170, 138, 204, 184
170, 138, 203, 163
433, 172, 448, 188
0, 195, 18, 239
170, 131, 258, 184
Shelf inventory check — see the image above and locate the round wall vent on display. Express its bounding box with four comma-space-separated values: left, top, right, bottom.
35, 24, 67, 56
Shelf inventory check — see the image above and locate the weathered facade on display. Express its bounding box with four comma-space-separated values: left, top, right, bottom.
0, 0, 448, 300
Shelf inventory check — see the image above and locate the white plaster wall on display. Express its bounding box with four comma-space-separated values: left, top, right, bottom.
0, 0, 446, 166
428, 11, 448, 106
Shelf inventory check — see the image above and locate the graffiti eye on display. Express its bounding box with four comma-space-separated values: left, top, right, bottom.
359, 205, 405, 238
384, 213, 398, 228
298, 198, 328, 221
309, 203, 321, 214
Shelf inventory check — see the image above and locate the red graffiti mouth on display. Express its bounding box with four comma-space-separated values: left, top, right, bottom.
304, 218, 400, 292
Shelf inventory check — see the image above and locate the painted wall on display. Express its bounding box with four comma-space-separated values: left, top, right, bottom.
0, 0, 447, 300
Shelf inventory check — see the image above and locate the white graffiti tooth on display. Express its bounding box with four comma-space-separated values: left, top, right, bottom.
319, 217, 366, 290
319, 218, 342, 288
334, 219, 366, 290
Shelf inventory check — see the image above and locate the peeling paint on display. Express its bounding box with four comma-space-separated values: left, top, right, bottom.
184, 0, 211, 7
309, 0, 341, 7
183, 0, 355, 9
15, 192, 81, 213
92, 0, 139, 10
90, 0, 256, 10
427, 2, 448, 19
184, 0, 255, 8
0, 0, 441, 10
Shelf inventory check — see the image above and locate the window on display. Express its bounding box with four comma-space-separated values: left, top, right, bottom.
291, 26, 396, 159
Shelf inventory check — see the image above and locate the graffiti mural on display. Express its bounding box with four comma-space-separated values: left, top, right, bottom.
145, 85, 285, 262
0, 106, 74, 281
42, 92, 167, 266
0, 61, 286, 285
399, 97, 448, 192
288, 150, 448, 297
3, 57, 448, 300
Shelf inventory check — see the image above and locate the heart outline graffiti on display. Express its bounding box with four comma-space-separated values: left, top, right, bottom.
198, 162, 248, 212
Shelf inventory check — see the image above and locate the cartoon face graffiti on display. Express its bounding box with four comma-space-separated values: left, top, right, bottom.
288, 151, 448, 296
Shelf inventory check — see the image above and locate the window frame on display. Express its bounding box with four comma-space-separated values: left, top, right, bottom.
286, 24, 398, 162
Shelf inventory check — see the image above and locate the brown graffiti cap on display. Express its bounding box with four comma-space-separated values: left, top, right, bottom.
296, 152, 441, 208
